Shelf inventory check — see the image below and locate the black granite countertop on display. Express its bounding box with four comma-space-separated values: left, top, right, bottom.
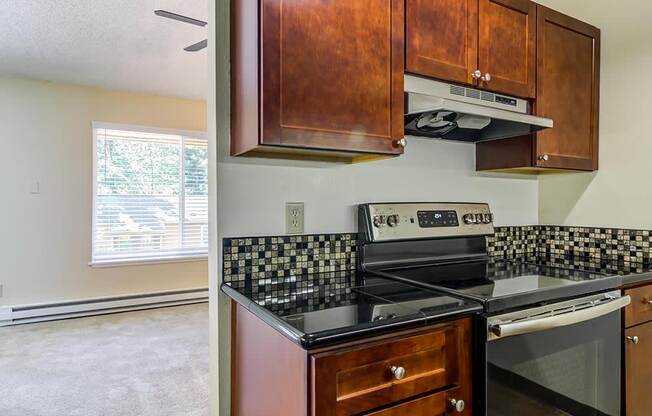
221, 272, 482, 349
505, 254, 652, 287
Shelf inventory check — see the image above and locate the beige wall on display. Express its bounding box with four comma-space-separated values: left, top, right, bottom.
536, 0, 652, 228
0, 77, 208, 306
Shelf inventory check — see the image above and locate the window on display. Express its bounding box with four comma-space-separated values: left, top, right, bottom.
92, 123, 208, 266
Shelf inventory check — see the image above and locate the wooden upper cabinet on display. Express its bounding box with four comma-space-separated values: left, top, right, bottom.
406, 0, 535, 98
406, 0, 478, 86
476, 6, 600, 173
232, 0, 405, 161
478, 0, 536, 98
535, 6, 600, 170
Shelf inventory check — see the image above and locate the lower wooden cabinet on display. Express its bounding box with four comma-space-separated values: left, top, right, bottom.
624, 283, 652, 416
311, 320, 472, 415
625, 321, 652, 416
365, 388, 462, 416
231, 302, 473, 416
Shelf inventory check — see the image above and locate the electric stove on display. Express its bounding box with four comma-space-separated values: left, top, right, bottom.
358, 202, 629, 416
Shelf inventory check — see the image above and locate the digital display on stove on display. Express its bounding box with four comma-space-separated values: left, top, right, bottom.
417, 210, 459, 228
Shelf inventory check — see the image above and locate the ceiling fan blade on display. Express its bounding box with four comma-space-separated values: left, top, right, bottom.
184, 39, 208, 52
154, 10, 207, 27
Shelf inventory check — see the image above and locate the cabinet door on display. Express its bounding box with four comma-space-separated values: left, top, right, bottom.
535, 6, 600, 170
406, 0, 478, 85
261, 0, 404, 155
626, 322, 652, 416
478, 0, 536, 98
311, 319, 472, 416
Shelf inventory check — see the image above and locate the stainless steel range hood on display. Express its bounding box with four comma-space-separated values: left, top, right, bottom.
404, 75, 553, 142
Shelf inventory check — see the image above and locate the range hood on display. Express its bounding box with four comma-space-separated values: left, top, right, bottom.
404, 75, 553, 142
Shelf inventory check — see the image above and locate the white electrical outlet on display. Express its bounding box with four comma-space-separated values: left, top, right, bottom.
28, 180, 40, 194
286, 202, 304, 234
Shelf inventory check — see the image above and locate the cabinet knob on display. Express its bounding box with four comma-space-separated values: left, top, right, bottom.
471, 69, 482, 80
389, 366, 406, 380
450, 398, 465, 413
394, 138, 407, 148
538, 154, 550, 161
627, 335, 640, 344
644, 299, 652, 305
481, 72, 492, 82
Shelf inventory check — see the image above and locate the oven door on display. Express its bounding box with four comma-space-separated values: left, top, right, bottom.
481, 291, 630, 416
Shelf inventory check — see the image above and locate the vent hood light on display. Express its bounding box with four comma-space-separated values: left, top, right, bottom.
404, 75, 553, 142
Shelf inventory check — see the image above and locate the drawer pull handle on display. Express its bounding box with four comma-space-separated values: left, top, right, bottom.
389, 366, 406, 380
627, 335, 640, 344
645, 299, 652, 305
450, 398, 466, 413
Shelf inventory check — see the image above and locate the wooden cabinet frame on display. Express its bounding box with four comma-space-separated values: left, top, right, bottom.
231, 0, 405, 162
231, 302, 473, 416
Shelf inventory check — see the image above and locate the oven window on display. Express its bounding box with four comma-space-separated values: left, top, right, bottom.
487, 311, 621, 416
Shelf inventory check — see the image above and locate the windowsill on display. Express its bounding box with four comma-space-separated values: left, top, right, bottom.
89, 254, 208, 268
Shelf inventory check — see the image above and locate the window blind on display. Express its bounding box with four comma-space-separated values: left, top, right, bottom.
92, 125, 208, 265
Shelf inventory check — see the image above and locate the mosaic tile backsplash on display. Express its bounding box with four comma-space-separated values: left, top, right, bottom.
487, 226, 540, 258
223, 225, 652, 306
222, 234, 358, 288
489, 225, 652, 264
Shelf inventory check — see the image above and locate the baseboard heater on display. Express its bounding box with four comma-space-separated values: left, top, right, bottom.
0, 287, 208, 326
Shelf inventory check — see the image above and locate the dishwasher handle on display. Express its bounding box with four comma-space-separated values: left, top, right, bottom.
489, 294, 630, 340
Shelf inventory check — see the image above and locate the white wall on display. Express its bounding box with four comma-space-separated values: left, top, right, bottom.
536, 0, 652, 228
218, 140, 539, 237
0, 77, 208, 306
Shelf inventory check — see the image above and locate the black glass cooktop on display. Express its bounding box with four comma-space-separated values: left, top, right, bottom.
222, 275, 482, 348
278, 277, 481, 345
375, 258, 623, 313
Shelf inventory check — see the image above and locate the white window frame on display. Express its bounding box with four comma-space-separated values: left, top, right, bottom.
90, 121, 209, 267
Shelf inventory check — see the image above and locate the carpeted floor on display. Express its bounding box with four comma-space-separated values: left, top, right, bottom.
0, 303, 209, 416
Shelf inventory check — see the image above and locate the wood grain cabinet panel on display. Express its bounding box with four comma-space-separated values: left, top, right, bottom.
232, 305, 473, 416
625, 321, 652, 416
406, 0, 478, 86
365, 388, 462, 416
232, 0, 405, 161
534, 5, 600, 171
311, 318, 472, 416
478, 0, 536, 98
476, 6, 600, 173
625, 285, 652, 327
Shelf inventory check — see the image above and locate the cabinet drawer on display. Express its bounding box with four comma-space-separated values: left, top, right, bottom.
365, 388, 463, 416
311, 319, 471, 416
625, 285, 652, 327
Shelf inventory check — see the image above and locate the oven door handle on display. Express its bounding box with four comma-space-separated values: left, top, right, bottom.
489, 295, 631, 339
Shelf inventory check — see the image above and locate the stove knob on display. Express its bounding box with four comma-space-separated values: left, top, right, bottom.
482, 213, 492, 224
387, 214, 399, 227
463, 214, 476, 224
372, 216, 382, 228
474, 213, 484, 223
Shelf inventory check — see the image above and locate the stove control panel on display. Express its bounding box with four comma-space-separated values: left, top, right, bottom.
360, 202, 494, 242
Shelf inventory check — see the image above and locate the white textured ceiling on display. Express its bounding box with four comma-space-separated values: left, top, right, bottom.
0, 0, 208, 99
